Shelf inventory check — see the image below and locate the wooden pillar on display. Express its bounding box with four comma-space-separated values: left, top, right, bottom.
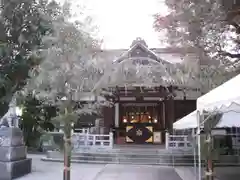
116, 103, 125, 144
103, 106, 114, 133
161, 101, 166, 129
165, 97, 175, 131
156, 103, 162, 130
162, 100, 166, 143
114, 102, 119, 127
170, 97, 175, 130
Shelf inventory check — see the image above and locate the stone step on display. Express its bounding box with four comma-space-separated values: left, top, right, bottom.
44, 151, 202, 166
43, 150, 240, 166
42, 155, 240, 167
70, 155, 196, 162
76, 148, 194, 156
41, 157, 197, 166
47, 150, 195, 159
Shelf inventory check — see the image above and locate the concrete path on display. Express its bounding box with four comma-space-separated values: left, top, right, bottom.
175, 166, 240, 180
93, 164, 181, 180
215, 167, 240, 180
17, 155, 105, 180
175, 167, 198, 180
17, 155, 183, 180
12, 155, 240, 180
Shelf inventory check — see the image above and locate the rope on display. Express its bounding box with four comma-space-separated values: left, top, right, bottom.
63, 138, 71, 142
64, 166, 70, 171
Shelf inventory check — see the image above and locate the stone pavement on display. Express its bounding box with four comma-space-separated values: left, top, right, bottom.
7, 155, 240, 180
23, 155, 239, 180
175, 167, 198, 180
17, 155, 105, 180
214, 167, 240, 180
175, 166, 240, 180
94, 164, 182, 180
16, 154, 184, 180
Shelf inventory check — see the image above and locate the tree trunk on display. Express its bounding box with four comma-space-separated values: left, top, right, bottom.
63, 109, 72, 180
205, 134, 214, 180
207, 158, 214, 180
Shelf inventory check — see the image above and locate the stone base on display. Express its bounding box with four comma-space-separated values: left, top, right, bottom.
0, 146, 26, 162
0, 158, 32, 180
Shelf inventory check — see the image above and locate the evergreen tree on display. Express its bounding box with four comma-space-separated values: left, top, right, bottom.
0, 0, 57, 116
19, 94, 56, 148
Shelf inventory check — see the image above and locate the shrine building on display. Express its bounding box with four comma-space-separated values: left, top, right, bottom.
75, 38, 211, 145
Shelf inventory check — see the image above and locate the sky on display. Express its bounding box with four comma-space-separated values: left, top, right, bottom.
64, 0, 168, 49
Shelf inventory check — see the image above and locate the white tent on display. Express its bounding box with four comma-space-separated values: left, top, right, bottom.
174, 108, 240, 180
173, 111, 197, 129
195, 74, 240, 180
173, 109, 240, 130
197, 74, 240, 112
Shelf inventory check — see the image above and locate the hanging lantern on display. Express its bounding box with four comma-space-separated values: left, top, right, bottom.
122, 106, 128, 123
123, 116, 127, 123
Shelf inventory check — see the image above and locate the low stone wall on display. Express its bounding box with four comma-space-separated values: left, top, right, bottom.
40, 132, 64, 152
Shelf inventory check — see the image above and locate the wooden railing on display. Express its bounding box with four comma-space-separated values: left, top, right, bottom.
165, 132, 193, 150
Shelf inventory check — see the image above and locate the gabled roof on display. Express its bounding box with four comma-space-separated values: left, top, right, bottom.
93, 38, 223, 92
113, 37, 170, 65
95, 39, 199, 65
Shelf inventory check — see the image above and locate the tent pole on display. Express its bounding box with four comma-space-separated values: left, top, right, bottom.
197, 110, 202, 180
192, 128, 197, 179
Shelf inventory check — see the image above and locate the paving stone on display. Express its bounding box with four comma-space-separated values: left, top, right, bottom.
16, 155, 183, 180
17, 155, 105, 180
175, 167, 198, 180
92, 164, 182, 180
18, 155, 240, 180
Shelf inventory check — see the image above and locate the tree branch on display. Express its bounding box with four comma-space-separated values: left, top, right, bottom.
230, 22, 240, 34
220, 51, 240, 58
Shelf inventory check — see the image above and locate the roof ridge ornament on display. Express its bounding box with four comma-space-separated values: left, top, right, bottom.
130, 37, 148, 48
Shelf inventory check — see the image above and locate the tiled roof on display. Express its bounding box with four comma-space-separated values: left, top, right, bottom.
96, 46, 198, 64
93, 38, 220, 90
